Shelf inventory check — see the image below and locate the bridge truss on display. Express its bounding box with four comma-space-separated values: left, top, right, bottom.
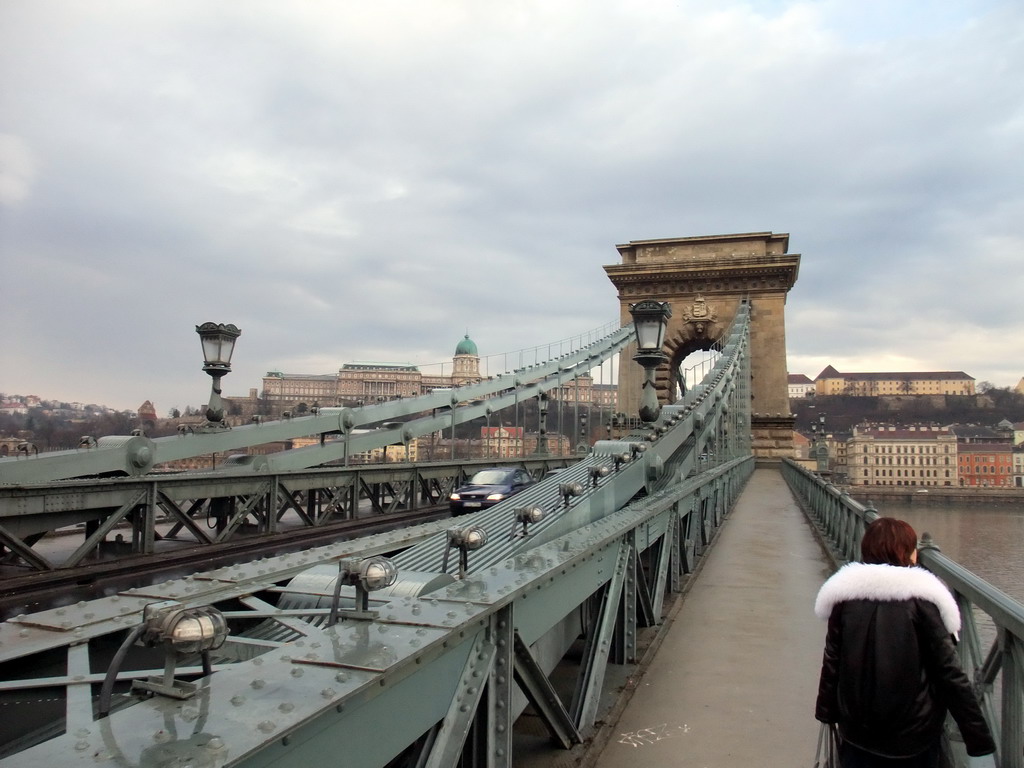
0, 306, 755, 767
0, 326, 630, 575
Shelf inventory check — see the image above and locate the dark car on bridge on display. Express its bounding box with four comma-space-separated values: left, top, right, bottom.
449, 467, 535, 515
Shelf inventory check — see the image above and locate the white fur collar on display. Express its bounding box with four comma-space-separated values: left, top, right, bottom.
815, 563, 961, 635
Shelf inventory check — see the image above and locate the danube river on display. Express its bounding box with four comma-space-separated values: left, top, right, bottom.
877, 501, 1024, 604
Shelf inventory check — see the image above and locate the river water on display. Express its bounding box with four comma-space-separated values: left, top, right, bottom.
879, 502, 1024, 605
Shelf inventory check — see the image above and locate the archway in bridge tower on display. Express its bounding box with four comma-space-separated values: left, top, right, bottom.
668, 344, 722, 402
664, 337, 722, 404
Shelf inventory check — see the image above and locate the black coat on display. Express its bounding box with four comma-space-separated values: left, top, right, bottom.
814, 563, 994, 759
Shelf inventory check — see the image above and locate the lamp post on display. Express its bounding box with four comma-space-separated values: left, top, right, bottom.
195, 322, 241, 428
536, 392, 549, 455
628, 301, 672, 423
577, 410, 589, 453
815, 414, 829, 473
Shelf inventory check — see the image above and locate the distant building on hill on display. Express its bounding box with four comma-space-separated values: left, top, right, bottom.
787, 373, 814, 398
137, 400, 157, 429
261, 335, 483, 409
814, 366, 975, 397
257, 334, 616, 414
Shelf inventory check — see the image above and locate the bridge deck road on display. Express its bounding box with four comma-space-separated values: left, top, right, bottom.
591, 467, 834, 768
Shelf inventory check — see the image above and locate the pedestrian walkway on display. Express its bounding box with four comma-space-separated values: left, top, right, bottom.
591, 468, 834, 768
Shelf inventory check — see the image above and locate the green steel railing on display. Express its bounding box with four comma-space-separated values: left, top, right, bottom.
783, 459, 1022, 768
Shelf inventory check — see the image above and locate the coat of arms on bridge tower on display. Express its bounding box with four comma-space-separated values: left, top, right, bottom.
682, 294, 717, 335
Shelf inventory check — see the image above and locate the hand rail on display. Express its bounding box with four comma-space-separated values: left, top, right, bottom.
782, 459, 1023, 768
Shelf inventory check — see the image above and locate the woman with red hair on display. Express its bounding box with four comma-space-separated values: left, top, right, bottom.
815, 517, 994, 767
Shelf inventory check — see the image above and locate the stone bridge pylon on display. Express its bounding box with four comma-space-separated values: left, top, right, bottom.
604, 232, 801, 459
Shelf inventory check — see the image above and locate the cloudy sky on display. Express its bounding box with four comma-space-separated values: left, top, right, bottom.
2, 0, 1022, 414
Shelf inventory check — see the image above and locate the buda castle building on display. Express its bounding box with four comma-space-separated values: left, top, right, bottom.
261, 335, 484, 409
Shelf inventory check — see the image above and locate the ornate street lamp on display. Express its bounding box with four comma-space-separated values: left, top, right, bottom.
628, 301, 672, 422
195, 322, 241, 428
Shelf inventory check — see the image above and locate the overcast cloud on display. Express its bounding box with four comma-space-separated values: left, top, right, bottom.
1, 0, 1022, 413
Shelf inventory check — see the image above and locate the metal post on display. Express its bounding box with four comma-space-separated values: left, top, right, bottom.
537, 392, 549, 456
635, 354, 664, 423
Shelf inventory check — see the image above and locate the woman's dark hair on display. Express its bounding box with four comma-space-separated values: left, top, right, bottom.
861, 518, 918, 566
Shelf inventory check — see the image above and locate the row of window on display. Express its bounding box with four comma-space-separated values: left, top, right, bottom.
854, 457, 953, 466
859, 444, 952, 454
864, 469, 953, 478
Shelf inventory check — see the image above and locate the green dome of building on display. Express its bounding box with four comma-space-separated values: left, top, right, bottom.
455, 334, 478, 356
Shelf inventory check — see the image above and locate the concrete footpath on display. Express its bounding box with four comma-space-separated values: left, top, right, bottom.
590, 468, 834, 768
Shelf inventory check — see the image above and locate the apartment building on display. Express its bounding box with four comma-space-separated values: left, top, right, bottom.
948, 425, 1014, 488
846, 425, 958, 487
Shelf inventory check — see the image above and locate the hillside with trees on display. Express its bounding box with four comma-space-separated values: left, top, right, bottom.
792, 384, 1024, 436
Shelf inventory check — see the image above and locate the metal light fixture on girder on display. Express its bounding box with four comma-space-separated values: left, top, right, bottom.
195, 322, 241, 428
628, 301, 672, 423
510, 505, 545, 540
98, 600, 230, 713
328, 556, 399, 624
443, 525, 488, 579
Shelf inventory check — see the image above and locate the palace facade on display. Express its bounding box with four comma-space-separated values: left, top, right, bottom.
261, 335, 483, 408
814, 366, 975, 397
259, 335, 617, 412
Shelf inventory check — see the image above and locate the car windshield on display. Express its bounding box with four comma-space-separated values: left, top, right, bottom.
469, 469, 514, 485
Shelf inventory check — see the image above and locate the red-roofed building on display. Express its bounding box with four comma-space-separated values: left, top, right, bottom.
948, 425, 1014, 487
480, 426, 524, 458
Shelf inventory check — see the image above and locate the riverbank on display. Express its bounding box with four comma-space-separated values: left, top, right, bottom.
845, 486, 1024, 507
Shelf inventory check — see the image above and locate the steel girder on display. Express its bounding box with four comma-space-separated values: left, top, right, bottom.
0, 459, 568, 571
0, 455, 754, 767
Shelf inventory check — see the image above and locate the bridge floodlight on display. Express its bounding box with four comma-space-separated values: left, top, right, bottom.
16, 441, 37, 456
559, 482, 584, 507
510, 505, 545, 540
159, 606, 230, 654
613, 452, 631, 471
195, 322, 241, 429
107, 601, 229, 706
589, 466, 610, 486
444, 525, 488, 579
328, 556, 399, 623
628, 300, 672, 422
